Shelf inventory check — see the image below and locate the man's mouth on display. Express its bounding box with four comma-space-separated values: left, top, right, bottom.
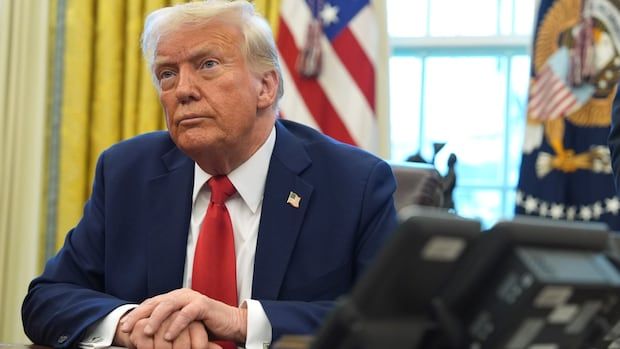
177, 114, 209, 126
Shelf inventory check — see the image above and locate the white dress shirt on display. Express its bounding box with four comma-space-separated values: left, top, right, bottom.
81, 126, 276, 349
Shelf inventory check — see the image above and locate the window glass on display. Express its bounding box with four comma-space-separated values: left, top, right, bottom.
514, 0, 536, 35
499, 0, 515, 35
429, 0, 498, 36
423, 56, 507, 186
503, 189, 517, 219
453, 188, 503, 228
389, 56, 423, 161
387, 0, 428, 37
507, 55, 531, 187
387, 0, 536, 226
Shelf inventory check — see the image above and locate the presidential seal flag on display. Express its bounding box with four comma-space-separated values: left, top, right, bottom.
276, 0, 381, 151
516, 0, 620, 229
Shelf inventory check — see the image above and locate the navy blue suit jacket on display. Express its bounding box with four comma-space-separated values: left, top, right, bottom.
22, 120, 398, 347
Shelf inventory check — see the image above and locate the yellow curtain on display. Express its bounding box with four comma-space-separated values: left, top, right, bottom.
253, 0, 281, 34
53, 0, 175, 250
0, 0, 50, 343
50, 0, 282, 249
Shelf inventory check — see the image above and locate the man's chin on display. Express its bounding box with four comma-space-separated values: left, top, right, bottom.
177, 140, 208, 153
174, 134, 218, 156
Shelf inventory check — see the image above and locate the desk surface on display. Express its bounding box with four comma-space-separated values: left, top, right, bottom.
272, 335, 313, 349
0, 339, 312, 349
1, 337, 313, 349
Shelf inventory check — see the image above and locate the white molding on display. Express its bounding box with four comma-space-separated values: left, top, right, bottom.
390, 35, 532, 50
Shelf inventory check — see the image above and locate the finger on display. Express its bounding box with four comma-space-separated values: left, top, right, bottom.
125, 339, 137, 349
188, 322, 209, 349
130, 334, 154, 349
164, 302, 205, 341
126, 289, 196, 334
172, 326, 190, 349
121, 298, 158, 332
153, 327, 173, 349
143, 300, 180, 336
114, 316, 133, 348
207, 342, 223, 349
154, 315, 175, 349
129, 319, 155, 349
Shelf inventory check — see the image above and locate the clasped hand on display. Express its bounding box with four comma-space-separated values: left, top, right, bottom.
114, 288, 247, 349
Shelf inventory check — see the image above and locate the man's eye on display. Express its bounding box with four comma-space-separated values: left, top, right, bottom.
201, 60, 218, 69
159, 70, 175, 80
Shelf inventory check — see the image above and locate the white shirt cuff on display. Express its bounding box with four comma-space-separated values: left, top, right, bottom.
79, 304, 137, 348
242, 299, 272, 349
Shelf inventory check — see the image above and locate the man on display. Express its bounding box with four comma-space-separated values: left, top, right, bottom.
22, 1, 397, 348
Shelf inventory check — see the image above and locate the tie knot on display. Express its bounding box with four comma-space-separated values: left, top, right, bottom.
208, 176, 236, 205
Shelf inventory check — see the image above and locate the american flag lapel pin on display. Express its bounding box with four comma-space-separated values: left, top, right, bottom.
287, 191, 301, 208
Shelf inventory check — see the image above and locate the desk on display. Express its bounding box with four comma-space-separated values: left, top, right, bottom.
0, 345, 126, 349
2, 338, 313, 349
272, 335, 313, 349
1, 340, 312, 349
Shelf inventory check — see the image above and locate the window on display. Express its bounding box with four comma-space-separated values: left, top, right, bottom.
387, 0, 536, 227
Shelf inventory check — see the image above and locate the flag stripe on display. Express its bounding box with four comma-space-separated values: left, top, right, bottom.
278, 18, 356, 144
348, 5, 378, 64
544, 88, 573, 114
529, 78, 567, 115
528, 66, 553, 95
527, 64, 578, 120
332, 27, 376, 111
542, 93, 576, 119
315, 34, 377, 148
279, 57, 320, 130
277, 0, 379, 150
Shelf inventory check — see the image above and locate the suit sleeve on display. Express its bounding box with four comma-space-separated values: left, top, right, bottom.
609, 86, 620, 194
260, 160, 398, 341
21, 152, 130, 348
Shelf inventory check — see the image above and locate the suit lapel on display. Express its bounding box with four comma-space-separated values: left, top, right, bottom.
252, 122, 313, 300
146, 145, 194, 297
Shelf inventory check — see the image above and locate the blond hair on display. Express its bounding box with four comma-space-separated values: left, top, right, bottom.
141, 0, 283, 101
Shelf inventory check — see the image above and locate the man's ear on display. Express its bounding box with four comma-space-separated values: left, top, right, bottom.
257, 70, 278, 109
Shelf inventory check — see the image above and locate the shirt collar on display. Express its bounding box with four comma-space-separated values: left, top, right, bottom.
192, 126, 276, 213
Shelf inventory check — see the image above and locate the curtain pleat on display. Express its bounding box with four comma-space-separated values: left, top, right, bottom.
89, 0, 125, 180
53, 0, 166, 250
56, 0, 95, 248
137, 0, 167, 134
122, 0, 146, 139
254, 0, 281, 32
0, 0, 50, 342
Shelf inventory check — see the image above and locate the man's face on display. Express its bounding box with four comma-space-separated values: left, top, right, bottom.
153, 21, 268, 163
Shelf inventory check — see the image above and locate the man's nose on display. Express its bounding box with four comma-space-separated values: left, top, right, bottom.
175, 68, 200, 103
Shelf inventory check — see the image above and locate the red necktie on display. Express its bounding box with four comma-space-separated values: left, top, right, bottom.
192, 176, 238, 349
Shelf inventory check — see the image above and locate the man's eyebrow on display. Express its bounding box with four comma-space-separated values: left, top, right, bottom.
154, 46, 222, 68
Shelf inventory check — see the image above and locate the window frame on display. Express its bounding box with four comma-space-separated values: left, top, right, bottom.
388, 32, 533, 224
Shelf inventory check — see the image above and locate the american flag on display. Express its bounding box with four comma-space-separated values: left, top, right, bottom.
515, 0, 620, 230
527, 50, 580, 121
526, 0, 595, 122
277, 0, 379, 151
